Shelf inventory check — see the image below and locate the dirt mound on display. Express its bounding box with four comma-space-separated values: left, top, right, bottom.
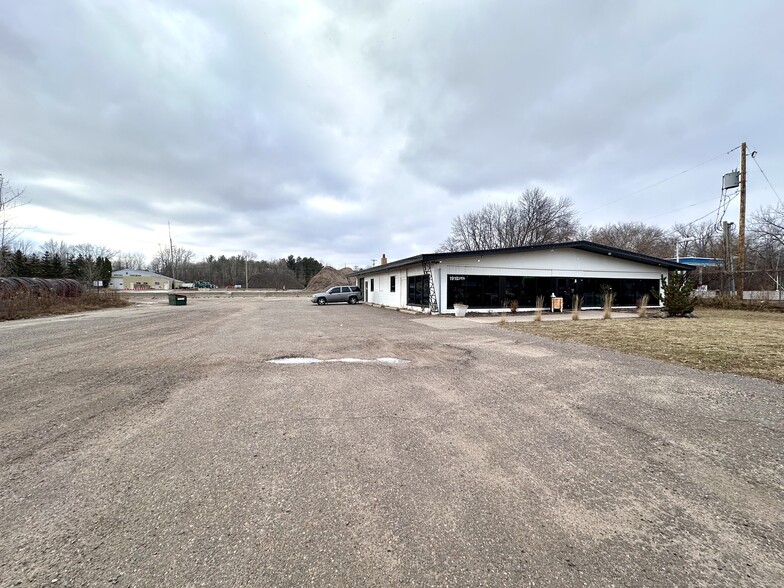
306, 267, 353, 292
340, 267, 353, 276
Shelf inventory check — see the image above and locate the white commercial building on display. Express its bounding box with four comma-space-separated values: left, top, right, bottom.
352, 241, 693, 314
108, 269, 177, 290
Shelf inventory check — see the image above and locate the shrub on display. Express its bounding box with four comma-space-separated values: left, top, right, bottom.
658, 273, 696, 317
534, 296, 544, 322
603, 291, 615, 319
509, 299, 519, 314
637, 294, 649, 318
571, 295, 581, 320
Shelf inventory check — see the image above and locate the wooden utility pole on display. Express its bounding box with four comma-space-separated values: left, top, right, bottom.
723, 221, 735, 294
737, 142, 747, 300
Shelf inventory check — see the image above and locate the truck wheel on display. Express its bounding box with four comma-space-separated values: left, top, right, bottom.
317, 297, 327, 305
348, 296, 357, 305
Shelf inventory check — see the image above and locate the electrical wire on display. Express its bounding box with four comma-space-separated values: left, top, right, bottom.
643, 195, 719, 222
748, 149, 783, 205
681, 192, 739, 230
583, 145, 741, 214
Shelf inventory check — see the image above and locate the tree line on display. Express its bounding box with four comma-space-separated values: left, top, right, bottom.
0, 240, 325, 290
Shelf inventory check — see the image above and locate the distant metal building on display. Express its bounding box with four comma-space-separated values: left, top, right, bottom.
108, 269, 176, 290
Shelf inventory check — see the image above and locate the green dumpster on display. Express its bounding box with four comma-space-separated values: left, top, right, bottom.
168, 293, 188, 306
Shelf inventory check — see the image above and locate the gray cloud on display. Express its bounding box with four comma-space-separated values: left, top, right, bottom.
1, 0, 781, 266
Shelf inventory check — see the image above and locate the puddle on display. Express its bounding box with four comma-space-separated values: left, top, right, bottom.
268, 357, 409, 365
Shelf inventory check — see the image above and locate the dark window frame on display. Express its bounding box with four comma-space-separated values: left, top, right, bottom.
407, 274, 430, 307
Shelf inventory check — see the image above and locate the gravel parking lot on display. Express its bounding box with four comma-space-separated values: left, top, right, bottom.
1, 297, 782, 587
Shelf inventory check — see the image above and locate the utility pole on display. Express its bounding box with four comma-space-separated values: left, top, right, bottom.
737, 142, 747, 300
168, 221, 175, 282
723, 221, 735, 294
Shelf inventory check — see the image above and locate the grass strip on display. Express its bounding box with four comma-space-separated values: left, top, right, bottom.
506, 308, 784, 384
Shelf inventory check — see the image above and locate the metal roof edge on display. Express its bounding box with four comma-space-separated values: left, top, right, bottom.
349, 241, 695, 275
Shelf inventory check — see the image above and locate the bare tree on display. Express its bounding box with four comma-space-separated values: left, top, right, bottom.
114, 251, 147, 270
40, 238, 73, 261
749, 203, 784, 292
0, 175, 28, 275
584, 221, 673, 258
670, 221, 724, 259
751, 203, 784, 249
150, 245, 194, 278
439, 187, 579, 252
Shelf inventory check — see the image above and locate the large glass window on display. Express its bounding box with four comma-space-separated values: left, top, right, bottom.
407, 275, 429, 306
446, 274, 659, 309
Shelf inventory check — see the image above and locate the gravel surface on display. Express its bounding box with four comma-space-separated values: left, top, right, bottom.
1, 298, 782, 587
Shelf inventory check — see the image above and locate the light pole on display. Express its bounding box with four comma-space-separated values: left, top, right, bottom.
675, 237, 695, 263
242, 250, 257, 289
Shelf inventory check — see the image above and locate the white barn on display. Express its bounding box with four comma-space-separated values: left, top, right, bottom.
352, 241, 693, 314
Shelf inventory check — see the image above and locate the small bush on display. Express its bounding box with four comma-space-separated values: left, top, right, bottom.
509, 299, 519, 314
572, 295, 581, 320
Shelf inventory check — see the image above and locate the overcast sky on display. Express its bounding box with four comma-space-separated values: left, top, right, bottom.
2, 0, 782, 268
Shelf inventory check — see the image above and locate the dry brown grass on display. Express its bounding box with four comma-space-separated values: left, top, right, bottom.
0, 290, 130, 321
533, 296, 544, 322
508, 308, 784, 384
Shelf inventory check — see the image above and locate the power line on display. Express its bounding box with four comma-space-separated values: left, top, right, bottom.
643, 195, 719, 222
680, 192, 740, 230
584, 145, 741, 214
748, 149, 783, 205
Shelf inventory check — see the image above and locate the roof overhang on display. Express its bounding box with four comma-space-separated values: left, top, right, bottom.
350, 241, 695, 277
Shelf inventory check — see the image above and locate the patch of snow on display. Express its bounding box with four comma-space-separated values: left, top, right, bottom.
268, 357, 409, 365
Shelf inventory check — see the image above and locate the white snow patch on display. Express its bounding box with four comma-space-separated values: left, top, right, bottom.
268, 357, 409, 365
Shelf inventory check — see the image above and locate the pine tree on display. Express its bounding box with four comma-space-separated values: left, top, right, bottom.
50, 254, 65, 278
658, 273, 696, 317
12, 249, 27, 277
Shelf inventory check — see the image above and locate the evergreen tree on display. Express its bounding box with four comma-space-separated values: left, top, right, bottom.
50, 254, 65, 278
0, 246, 12, 277
27, 253, 42, 277
40, 251, 54, 278
12, 249, 27, 277
68, 254, 84, 280
101, 257, 113, 285
656, 273, 696, 317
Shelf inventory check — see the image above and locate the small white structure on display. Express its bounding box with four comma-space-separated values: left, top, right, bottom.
352, 241, 694, 314
108, 269, 176, 290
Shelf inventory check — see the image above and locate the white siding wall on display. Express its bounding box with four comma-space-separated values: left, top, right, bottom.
363, 269, 414, 309
360, 248, 668, 314
439, 249, 664, 279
